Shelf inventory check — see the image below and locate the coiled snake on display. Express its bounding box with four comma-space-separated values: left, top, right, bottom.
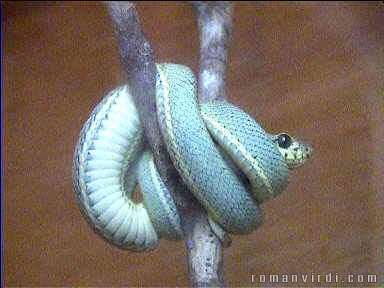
73, 63, 313, 251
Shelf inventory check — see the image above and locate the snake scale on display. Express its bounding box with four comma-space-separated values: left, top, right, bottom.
73, 63, 313, 251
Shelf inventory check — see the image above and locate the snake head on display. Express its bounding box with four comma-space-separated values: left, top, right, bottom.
271, 133, 313, 169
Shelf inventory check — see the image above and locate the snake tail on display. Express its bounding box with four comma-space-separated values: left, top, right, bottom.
73, 85, 183, 251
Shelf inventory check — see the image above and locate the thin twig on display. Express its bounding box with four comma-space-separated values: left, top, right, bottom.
187, 2, 233, 287
192, 1, 233, 102
107, 2, 192, 211
107, 0, 206, 235
106, 2, 232, 287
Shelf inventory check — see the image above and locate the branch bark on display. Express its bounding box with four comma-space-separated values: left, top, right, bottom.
192, 1, 233, 102
106, 2, 193, 210
188, 2, 233, 287
107, 2, 233, 287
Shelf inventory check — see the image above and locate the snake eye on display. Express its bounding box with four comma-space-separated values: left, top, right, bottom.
277, 133, 292, 149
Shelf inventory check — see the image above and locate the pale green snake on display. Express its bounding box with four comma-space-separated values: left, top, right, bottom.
73, 63, 313, 251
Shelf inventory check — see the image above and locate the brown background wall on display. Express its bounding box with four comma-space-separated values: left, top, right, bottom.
3, 1, 383, 287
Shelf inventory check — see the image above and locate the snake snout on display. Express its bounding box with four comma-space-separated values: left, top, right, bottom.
287, 140, 313, 169
304, 144, 314, 159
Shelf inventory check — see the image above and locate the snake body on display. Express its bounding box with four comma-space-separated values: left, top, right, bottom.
73, 63, 312, 251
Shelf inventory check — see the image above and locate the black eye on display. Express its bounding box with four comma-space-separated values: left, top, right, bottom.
277, 133, 292, 149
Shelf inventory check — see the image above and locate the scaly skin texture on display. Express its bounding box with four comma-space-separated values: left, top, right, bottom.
73, 63, 313, 251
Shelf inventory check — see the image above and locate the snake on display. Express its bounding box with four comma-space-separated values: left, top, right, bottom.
73, 63, 313, 251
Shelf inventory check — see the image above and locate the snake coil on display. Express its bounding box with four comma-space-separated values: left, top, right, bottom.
73, 63, 312, 251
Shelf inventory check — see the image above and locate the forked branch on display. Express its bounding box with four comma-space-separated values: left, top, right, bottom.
107, 2, 233, 287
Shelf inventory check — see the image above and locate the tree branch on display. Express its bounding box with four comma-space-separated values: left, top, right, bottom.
107, 2, 233, 287
106, 2, 193, 211
187, 2, 233, 287
192, 1, 233, 102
